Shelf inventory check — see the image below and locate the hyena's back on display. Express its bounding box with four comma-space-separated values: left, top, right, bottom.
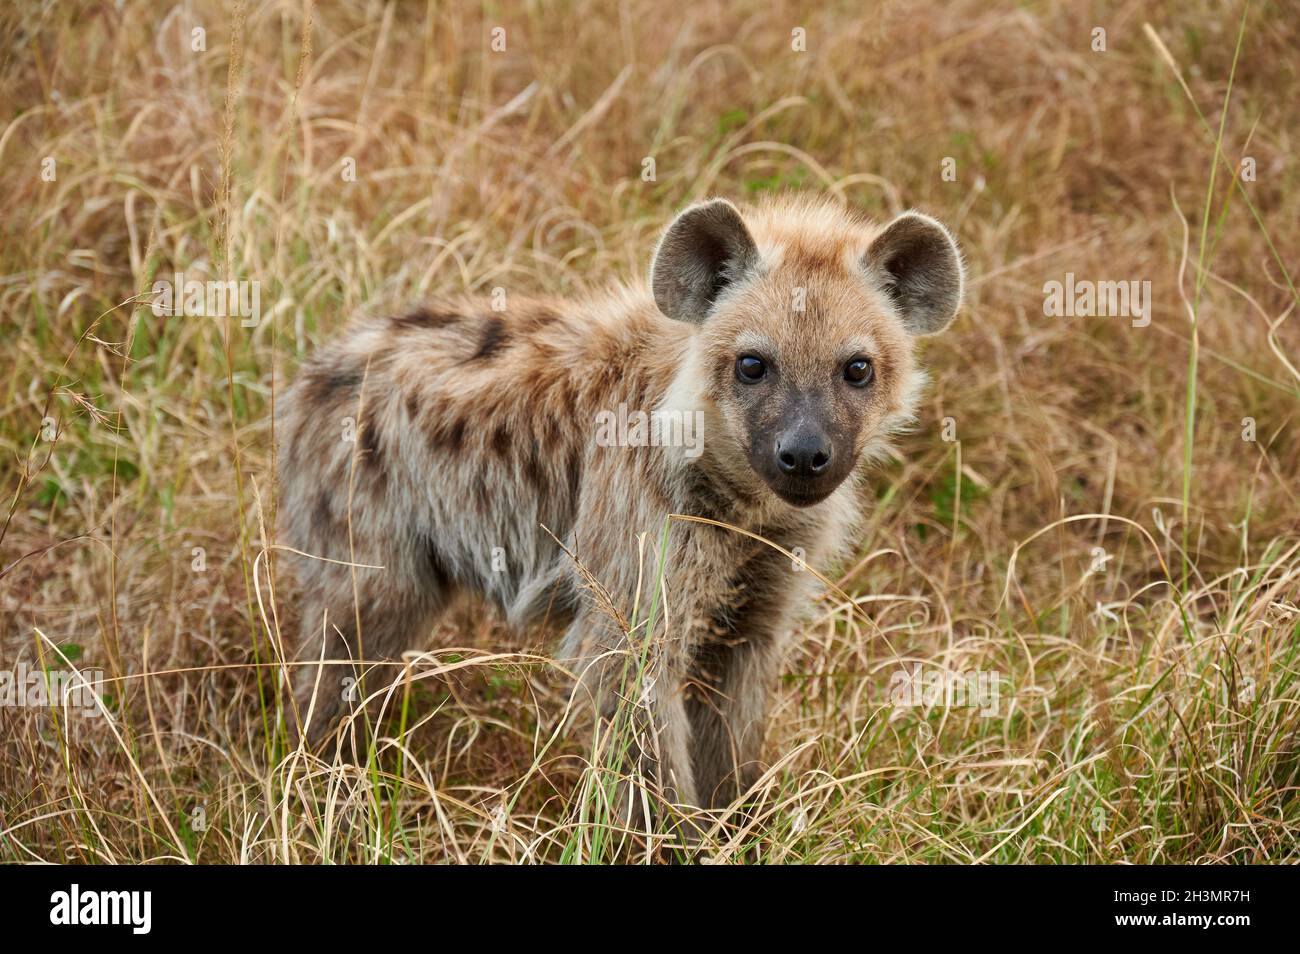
278, 293, 677, 709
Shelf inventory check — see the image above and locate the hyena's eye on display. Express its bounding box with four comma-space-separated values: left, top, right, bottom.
844, 357, 874, 387
736, 355, 767, 383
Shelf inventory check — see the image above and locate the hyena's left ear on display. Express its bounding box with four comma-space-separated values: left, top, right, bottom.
862, 212, 964, 335
651, 198, 759, 323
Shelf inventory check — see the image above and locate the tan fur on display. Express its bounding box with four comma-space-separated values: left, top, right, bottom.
277, 195, 962, 812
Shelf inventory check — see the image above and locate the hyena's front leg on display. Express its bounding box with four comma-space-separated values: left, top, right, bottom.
686, 633, 784, 809
685, 538, 813, 808
566, 610, 699, 816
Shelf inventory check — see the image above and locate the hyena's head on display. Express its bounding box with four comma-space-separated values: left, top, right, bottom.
652, 196, 963, 507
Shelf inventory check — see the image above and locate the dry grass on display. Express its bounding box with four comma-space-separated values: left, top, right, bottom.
1, 0, 1298, 863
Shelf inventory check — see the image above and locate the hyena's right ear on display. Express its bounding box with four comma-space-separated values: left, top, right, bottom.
651, 199, 759, 323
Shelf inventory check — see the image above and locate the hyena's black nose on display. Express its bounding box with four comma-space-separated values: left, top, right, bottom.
776, 431, 832, 477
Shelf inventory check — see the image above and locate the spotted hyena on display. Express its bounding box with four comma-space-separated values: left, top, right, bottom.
277, 196, 963, 810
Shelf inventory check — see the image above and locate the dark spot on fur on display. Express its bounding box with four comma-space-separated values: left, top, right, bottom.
391, 306, 461, 331
405, 392, 421, 422
523, 443, 547, 491
360, 413, 381, 458
303, 363, 361, 406
359, 410, 388, 488
312, 491, 333, 539
491, 425, 512, 457
431, 416, 465, 452
469, 317, 509, 361
426, 539, 455, 590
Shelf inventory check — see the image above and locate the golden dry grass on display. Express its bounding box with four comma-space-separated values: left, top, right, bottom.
1, 0, 1298, 863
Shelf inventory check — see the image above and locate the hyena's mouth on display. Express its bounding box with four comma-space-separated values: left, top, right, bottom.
769, 480, 838, 508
